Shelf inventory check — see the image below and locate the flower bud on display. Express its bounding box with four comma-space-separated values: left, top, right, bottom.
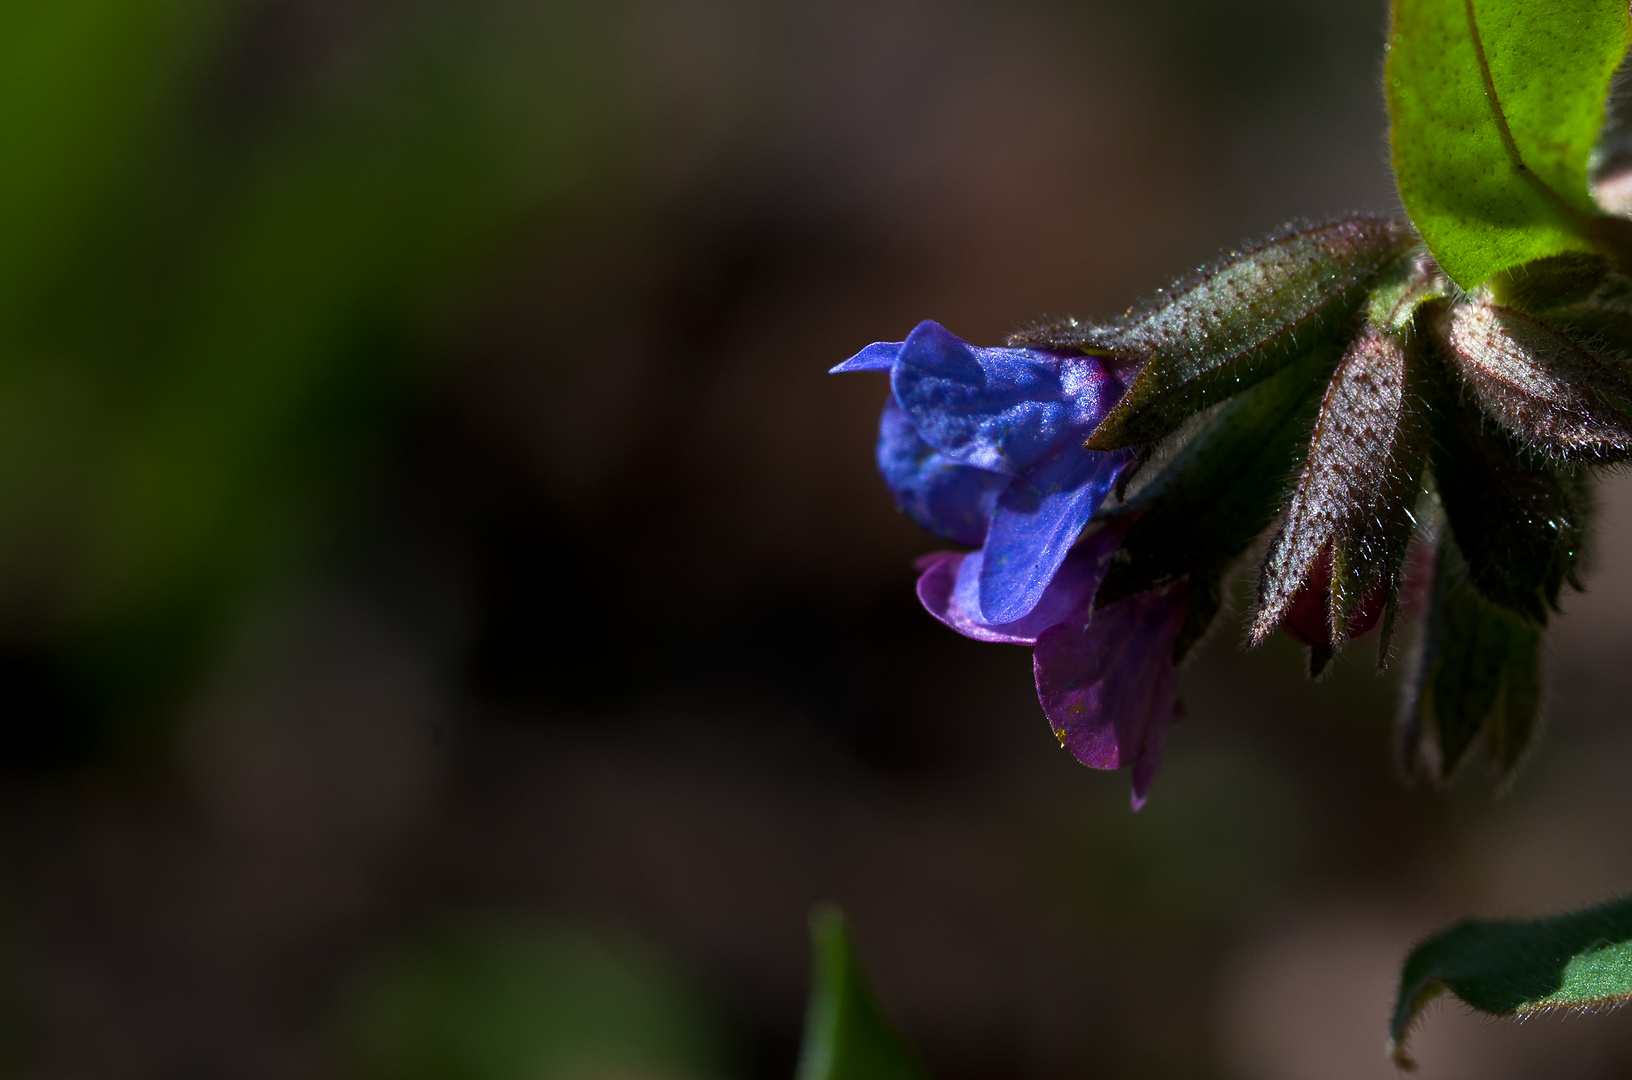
1280, 548, 1387, 648
1253, 325, 1429, 665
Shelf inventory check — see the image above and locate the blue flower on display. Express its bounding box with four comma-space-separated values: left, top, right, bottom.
832, 320, 1134, 623
835, 320, 1186, 808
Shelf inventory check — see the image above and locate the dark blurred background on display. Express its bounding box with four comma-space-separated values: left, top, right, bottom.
5, 1, 1632, 1077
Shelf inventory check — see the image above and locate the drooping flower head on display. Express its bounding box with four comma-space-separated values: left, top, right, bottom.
840, 205, 1632, 804
835, 320, 1191, 806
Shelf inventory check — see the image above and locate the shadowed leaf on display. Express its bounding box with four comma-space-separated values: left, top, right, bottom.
1096, 348, 1331, 661
1533, 268, 1632, 344
1486, 252, 1609, 313
1387, 0, 1631, 289
1390, 894, 1632, 1069
1428, 368, 1589, 622
1400, 536, 1542, 783
796, 907, 929, 1080
1013, 217, 1416, 450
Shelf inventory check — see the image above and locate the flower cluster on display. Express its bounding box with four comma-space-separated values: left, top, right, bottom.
840, 209, 1632, 806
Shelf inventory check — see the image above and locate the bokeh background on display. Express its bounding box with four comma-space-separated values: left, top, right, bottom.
6, 1, 1632, 1077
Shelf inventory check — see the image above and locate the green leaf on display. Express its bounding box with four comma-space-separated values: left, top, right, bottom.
797, 907, 929, 1080
1021, 216, 1415, 450
1387, 0, 1631, 290
1096, 347, 1332, 661
1390, 894, 1632, 1068
1400, 535, 1542, 782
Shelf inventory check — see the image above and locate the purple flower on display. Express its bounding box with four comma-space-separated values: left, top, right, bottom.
833, 320, 1133, 623
916, 525, 1190, 810
836, 320, 1187, 807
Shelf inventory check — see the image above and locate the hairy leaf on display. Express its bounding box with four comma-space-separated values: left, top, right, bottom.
1097, 349, 1331, 662
1439, 301, 1632, 459
1367, 250, 1453, 334
1387, 0, 1631, 289
1012, 217, 1416, 450
1531, 268, 1632, 350
1486, 252, 1609, 313
1400, 536, 1542, 784
1252, 327, 1429, 653
1428, 373, 1589, 622
1390, 893, 1632, 1069
796, 908, 928, 1080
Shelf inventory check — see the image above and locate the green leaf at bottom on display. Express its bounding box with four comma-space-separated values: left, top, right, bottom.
796, 907, 929, 1080
1391, 894, 1632, 1068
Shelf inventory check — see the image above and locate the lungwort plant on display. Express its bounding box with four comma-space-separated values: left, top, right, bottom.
825, 0, 1632, 1067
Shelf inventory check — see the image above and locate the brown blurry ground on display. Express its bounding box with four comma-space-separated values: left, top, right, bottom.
8, 1, 1632, 1078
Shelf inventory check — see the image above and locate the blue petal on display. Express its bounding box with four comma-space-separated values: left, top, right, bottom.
830, 341, 900, 373
877, 398, 1008, 545
891, 320, 1123, 474
977, 443, 1132, 623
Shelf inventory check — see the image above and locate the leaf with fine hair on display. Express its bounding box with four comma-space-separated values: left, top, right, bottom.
1387, 0, 1631, 289
1438, 301, 1632, 460
1096, 348, 1331, 662
1400, 536, 1542, 784
1390, 894, 1632, 1069
1011, 217, 1416, 450
796, 907, 928, 1080
1252, 327, 1429, 654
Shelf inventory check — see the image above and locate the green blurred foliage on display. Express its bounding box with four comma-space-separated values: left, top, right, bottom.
336, 915, 733, 1080
0, 0, 622, 738
796, 907, 928, 1080
1053, 742, 1308, 928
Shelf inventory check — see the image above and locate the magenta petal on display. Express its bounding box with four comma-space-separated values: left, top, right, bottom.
915, 551, 1036, 644
1033, 584, 1189, 809
1128, 718, 1171, 812
915, 525, 1126, 646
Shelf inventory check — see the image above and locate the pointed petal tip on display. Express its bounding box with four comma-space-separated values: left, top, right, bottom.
1129, 739, 1165, 813
1308, 642, 1336, 678
831, 341, 901, 373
